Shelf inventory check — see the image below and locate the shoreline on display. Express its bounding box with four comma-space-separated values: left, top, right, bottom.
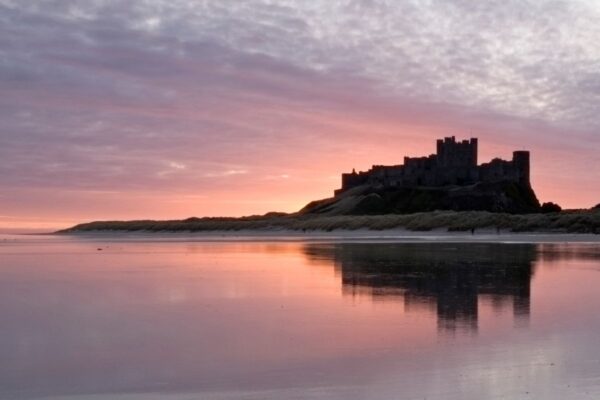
55, 227, 600, 244
58, 210, 600, 236
55, 210, 600, 240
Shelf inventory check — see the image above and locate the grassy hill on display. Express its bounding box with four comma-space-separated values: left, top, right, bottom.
59, 209, 600, 234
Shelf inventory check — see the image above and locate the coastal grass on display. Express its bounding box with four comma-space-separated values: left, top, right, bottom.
58, 209, 600, 234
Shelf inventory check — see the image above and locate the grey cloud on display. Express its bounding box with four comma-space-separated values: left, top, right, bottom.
0, 0, 599, 201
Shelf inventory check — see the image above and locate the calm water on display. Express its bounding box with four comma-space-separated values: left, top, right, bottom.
1, 235, 600, 399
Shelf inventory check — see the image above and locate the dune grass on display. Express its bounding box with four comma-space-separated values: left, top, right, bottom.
57, 209, 600, 234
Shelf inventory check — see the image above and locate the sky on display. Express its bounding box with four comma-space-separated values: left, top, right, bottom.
1, 0, 600, 230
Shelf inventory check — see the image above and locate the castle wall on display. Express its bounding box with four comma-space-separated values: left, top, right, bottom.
479, 159, 516, 182
336, 170, 370, 195
478, 152, 530, 184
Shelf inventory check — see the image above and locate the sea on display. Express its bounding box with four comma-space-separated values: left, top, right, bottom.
1, 233, 600, 399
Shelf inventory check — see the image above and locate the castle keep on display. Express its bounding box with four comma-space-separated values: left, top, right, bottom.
336, 137, 530, 195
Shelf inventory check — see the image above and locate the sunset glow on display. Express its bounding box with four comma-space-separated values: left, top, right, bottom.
2, 1, 600, 229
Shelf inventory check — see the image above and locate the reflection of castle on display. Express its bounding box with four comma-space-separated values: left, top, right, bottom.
336, 137, 531, 195
304, 243, 536, 332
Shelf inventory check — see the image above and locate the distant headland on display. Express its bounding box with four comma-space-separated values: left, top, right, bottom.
59, 137, 600, 234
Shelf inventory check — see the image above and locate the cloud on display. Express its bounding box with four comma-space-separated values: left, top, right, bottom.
203, 170, 248, 178
3, 0, 599, 129
264, 174, 290, 180
0, 0, 599, 224
168, 162, 186, 170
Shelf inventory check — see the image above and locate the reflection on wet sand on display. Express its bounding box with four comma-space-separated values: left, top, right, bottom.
3, 236, 600, 399
304, 243, 536, 332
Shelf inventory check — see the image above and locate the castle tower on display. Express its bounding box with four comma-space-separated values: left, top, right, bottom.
512, 151, 530, 185
436, 136, 478, 168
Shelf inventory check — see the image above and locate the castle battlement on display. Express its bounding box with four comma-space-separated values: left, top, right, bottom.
335, 137, 530, 196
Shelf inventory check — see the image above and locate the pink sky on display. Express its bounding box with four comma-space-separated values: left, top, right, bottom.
1, 1, 599, 230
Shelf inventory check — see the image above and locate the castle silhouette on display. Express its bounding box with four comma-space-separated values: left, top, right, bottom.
336, 136, 530, 195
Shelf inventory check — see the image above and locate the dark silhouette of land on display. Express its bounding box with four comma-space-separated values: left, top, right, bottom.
58, 137, 600, 234
58, 209, 600, 234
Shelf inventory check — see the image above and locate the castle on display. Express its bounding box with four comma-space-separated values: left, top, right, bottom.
335, 137, 531, 195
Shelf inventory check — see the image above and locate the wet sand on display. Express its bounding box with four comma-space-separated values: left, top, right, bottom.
2, 235, 600, 399
60, 228, 600, 243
